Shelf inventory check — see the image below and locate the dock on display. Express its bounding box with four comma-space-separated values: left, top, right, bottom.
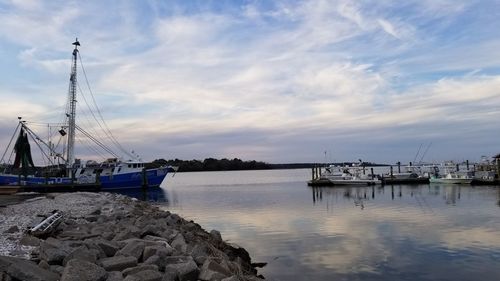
0, 183, 101, 194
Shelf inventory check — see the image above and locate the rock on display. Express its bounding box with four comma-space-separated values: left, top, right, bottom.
19, 235, 40, 246
190, 243, 210, 266
198, 259, 232, 281
164, 256, 199, 281
100, 256, 138, 272
116, 240, 145, 260
127, 270, 163, 281
105, 271, 124, 281
4, 225, 19, 233
38, 260, 50, 270
61, 259, 107, 281
209, 230, 222, 241
0, 256, 59, 281
143, 255, 161, 268
122, 264, 158, 277
63, 245, 98, 266
50, 265, 66, 275
96, 240, 121, 257
143, 245, 173, 261
171, 234, 188, 253
221, 277, 239, 281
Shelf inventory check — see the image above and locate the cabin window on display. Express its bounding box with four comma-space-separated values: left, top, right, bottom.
80, 169, 85, 175
133, 164, 137, 168
128, 164, 132, 168
118, 167, 121, 172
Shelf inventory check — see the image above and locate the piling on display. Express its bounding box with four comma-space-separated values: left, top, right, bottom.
390, 166, 394, 177
397, 162, 401, 173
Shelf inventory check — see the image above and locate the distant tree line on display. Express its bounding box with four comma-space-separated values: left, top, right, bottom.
146, 158, 272, 172
146, 158, 387, 172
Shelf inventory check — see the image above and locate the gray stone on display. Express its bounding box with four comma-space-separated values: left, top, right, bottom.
63, 245, 98, 266
0, 272, 13, 281
40, 237, 71, 265
123, 275, 140, 281
38, 260, 50, 270
127, 270, 163, 281
190, 243, 210, 266
122, 264, 158, 277
198, 259, 232, 281
96, 240, 121, 257
61, 259, 107, 281
209, 230, 222, 241
171, 234, 188, 253
4, 225, 19, 233
221, 276, 239, 281
19, 235, 40, 246
164, 256, 199, 281
116, 240, 145, 260
143, 245, 173, 261
105, 271, 124, 281
0, 256, 59, 281
50, 265, 66, 275
100, 256, 138, 272
143, 255, 161, 268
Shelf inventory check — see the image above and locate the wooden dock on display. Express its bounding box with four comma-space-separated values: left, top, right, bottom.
0, 183, 101, 194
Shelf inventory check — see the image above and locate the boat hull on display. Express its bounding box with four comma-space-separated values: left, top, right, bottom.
0, 167, 170, 190
429, 177, 472, 184
328, 179, 380, 186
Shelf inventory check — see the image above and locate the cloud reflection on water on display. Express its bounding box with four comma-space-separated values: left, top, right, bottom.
162, 175, 500, 281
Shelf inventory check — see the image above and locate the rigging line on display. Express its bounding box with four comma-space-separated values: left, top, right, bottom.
75, 137, 108, 161
0, 122, 21, 164
76, 78, 132, 158
419, 142, 432, 164
413, 143, 423, 164
77, 53, 135, 159
23, 124, 65, 163
75, 125, 119, 157
76, 100, 106, 144
24, 127, 56, 166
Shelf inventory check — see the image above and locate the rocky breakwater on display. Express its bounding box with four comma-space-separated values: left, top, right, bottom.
0, 192, 264, 281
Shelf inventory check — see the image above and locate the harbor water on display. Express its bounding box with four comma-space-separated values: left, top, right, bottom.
149, 169, 500, 281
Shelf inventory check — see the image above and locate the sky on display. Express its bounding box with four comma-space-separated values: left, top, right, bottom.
1, 0, 500, 164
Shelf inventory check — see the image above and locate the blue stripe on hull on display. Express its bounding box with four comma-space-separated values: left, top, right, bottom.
0, 168, 169, 190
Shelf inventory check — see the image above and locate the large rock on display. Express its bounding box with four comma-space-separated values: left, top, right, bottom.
116, 241, 145, 260
171, 234, 188, 253
61, 259, 107, 281
164, 256, 199, 281
40, 238, 71, 265
95, 240, 121, 257
105, 271, 123, 281
122, 264, 158, 277
143, 245, 173, 261
0, 256, 59, 281
126, 269, 162, 281
63, 245, 98, 266
100, 256, 138, 272
198, 259, 232, 281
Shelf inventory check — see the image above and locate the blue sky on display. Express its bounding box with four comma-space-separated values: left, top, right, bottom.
1, 0, 500, 164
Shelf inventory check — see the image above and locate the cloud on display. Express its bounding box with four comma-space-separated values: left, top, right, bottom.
0, 0, 500, 163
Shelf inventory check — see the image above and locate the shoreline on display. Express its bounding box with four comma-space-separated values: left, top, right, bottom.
0, 192, 264, 281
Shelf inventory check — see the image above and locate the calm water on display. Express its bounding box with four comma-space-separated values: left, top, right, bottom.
147, 169, 500, 281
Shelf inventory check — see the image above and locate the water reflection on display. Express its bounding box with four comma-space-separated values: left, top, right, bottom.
160, 170, 500, 281
310, 185, 499, 208
109, 187, 169, 204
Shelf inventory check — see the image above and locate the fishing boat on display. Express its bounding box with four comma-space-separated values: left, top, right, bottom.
322, 165, 381, 186
382, 164, 429, 184
429, 163, 473, 185
0, 39, 174, 190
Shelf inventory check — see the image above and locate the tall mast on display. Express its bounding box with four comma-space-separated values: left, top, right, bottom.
66, 38, 80, 168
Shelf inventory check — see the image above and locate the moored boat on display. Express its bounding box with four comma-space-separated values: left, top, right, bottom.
429, 163, 473, 185
0, 40, 174, 190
